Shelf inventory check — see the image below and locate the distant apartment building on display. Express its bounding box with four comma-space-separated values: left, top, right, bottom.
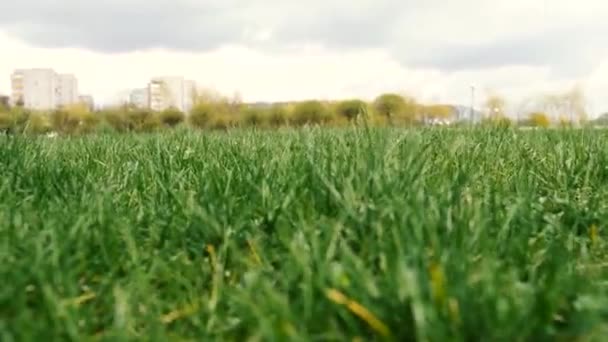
11, 69, 57, 110
129, 88, 149, 109
10, 68, 80, 110
148, 76, 196, 113
56, 74, 79, 107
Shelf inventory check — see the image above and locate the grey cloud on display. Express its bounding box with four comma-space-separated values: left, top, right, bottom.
0, 0, 606, 77
0, 0, 422, 52
401, 27, 606, 77
0, 0, 244, 51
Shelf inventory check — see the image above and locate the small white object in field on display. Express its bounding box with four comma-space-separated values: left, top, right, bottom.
46, 132, 58, 138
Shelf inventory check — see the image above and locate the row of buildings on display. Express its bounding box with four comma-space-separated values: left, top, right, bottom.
9, 68, 94, 111
3, 69, 197, 113
128, 76, 197, 113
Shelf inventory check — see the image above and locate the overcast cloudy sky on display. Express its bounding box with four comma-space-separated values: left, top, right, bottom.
0, 0, 606, 114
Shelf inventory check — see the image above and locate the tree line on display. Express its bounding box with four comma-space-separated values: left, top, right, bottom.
0, 88, 604, 135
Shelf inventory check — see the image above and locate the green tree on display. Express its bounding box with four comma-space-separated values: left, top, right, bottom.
373, 93, 405, 118
373, 93, 418, 124
292, 101, 330, 126
335, 99, 367, 121
159, 108, 185, 128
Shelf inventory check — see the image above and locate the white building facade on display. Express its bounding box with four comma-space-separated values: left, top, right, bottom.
148, 76, 196, 113
129, 88, 149, 109
10, 68, 79, 110
56, 74, 79, 108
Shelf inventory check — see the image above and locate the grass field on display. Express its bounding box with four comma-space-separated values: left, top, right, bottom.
2, 127, 608, 341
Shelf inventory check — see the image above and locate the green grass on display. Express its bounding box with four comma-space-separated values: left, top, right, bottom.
1, 127, 608, 341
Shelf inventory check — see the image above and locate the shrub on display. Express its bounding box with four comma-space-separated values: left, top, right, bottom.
50, 110, 82, 134
159, 108, 185, 128
24, 113, 52, 135
79, 113, 101, 134
103, 109, 130, 133
291, 101, 330, 126
50, 103, 101, 135
208, 114, 235, 131
242, 107, 266, 127
0, 112, 12, 132
267, 105, 288, 127
528, 112, 551, 128
0, 105, 13, 131
6, 108, 30, 134
189, 103, 215, 129
126, 110, 160, 132
335, 99, 367, 121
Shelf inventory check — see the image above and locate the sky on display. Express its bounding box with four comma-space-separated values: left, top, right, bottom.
0, 0, 606, 115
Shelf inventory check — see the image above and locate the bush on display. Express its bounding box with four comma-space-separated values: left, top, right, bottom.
103, 109, 130, 133
50, 110, 82, 134
335, 99, 367, 121
5, 108, 30, 134
79, 113, 101, 134
24, 113, 52, 135
291, 101, 330, 126
201, 112, 238, 131
267, 105, 288, 127
0, 111, 12, 131
528, 112, 551, 128
159, 108, 185, 128
48, 104, 101, 135
242, 107, 266, 127
189, 103, 215, 129
126, 110, 160, 132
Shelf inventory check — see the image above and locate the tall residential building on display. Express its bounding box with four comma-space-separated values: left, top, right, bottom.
148, 76, 196, 113
56, 74, 79, 108
10, 68, 79, 110
11, 69, 57, 110
129, 88, 149, 109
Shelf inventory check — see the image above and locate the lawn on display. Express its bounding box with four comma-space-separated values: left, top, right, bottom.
1, 127, 608, 341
